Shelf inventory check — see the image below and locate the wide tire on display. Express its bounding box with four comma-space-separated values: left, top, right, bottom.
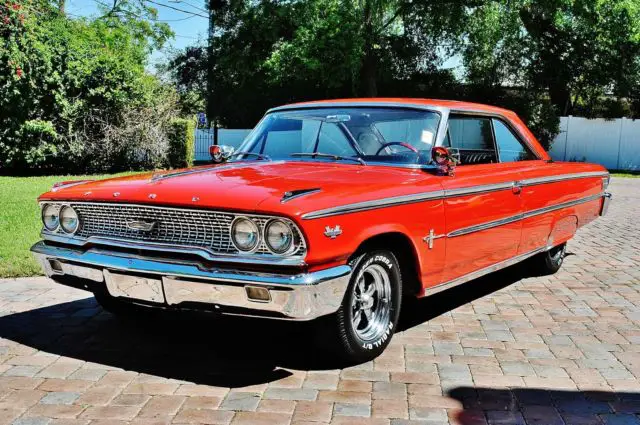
332, 250, 402, 363
531, 242, 566, 275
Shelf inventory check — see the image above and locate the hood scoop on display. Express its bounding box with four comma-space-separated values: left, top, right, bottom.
281, 188, 321, 203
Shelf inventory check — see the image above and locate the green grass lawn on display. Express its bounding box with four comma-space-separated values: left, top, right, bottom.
611, 172, 640, 178
0, 173, 137, 278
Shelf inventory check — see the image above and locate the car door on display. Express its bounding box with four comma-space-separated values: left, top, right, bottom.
488, 117, 552, 255
437, 114, 524, 284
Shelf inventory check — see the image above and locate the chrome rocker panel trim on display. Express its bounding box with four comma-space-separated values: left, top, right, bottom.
426, 246, 548, 296
30, 241, 351, 321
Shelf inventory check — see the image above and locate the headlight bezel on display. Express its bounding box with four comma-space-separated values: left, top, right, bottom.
230, 216, 261, 253
263, 218, 295, 255
41, 203, 61, 231
58, 205, 80, 234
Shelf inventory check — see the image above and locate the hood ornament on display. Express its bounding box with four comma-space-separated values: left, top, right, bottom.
324, 225, 342, 239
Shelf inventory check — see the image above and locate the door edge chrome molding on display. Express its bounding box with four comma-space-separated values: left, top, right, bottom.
425, 246, 548, 296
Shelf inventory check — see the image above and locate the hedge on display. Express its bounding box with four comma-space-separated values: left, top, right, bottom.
167, 118, 196, 169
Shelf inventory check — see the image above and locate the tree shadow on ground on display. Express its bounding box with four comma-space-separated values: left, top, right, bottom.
447, 386, 640, 425
0, 260, 539, 387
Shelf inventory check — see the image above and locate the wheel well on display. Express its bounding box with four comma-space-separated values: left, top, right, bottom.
349, 232, 421, 297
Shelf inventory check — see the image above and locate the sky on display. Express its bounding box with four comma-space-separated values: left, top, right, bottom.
66, 0, 209, 71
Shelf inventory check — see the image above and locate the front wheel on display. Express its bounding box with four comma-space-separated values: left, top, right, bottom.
331, 250, 402, 363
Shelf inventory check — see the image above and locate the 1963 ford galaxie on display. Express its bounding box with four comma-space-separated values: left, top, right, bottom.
32, 98, 611, 361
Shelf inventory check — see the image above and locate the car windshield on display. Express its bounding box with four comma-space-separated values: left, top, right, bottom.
233, 107, 441, 165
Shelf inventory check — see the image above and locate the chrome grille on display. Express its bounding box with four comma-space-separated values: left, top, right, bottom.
48, 203, 305, 257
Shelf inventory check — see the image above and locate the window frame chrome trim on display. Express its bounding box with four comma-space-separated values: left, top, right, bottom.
262, 102, 450, 168
444, 109, 542, 161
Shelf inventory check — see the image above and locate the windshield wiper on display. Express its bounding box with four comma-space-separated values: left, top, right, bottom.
228, 152, 272, 161
291, 152, 366, 165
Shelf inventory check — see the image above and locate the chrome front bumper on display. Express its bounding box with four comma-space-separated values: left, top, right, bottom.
30, 241, 351, 320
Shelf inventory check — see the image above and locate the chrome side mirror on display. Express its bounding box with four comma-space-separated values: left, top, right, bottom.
432, 147, 458, 176
209, 145, 235, 163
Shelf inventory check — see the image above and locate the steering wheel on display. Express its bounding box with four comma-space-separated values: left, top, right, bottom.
375, 142, 419, 156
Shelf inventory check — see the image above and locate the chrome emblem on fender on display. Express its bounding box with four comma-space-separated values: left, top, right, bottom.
126, 220, 157, 232
324, 225, 342, 239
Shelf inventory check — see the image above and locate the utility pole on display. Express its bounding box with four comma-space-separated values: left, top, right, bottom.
207, 0, 219, 145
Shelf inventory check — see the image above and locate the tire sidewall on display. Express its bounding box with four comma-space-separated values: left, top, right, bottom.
339, 250, 402, 359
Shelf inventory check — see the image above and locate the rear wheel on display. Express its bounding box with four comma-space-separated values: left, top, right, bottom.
330, 250, 402, 363
531, 242, 566, 275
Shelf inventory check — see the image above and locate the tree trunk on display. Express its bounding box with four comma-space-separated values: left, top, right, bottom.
58, 0, 65, 15
360, 0, 377, 97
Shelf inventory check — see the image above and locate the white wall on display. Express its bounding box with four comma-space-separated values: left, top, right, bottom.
194, 129, 252, 162
549, 116, 640, 171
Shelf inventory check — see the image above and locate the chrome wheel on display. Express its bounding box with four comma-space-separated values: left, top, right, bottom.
549, 244, 566, 264
351, 263, 392, 342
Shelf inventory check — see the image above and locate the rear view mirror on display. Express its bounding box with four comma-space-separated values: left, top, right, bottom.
209, 145, 235, 163
432, 147, 458, 176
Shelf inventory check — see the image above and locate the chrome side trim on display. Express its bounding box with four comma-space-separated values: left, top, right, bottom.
447, 213, 523, 238
426, 246, 548, 296
302, 173, 608, 220
447, 192, 605, 237
301, 190, 446, 220
519, 171, 609, 187
443, 182, 514, 198
521, 192, 605, 220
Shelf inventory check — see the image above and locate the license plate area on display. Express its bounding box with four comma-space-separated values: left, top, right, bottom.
104, 270, 165, 303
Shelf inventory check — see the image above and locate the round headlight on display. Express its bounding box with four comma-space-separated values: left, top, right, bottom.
264, 219, 293, 254
42, 204, 60, 231
231, 217, 260, 252
59, 206, 79, 234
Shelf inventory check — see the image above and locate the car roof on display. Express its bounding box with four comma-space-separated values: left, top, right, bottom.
268, 98, 517, 117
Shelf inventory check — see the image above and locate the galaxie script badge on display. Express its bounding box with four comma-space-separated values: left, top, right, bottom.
126, 220, 157, 232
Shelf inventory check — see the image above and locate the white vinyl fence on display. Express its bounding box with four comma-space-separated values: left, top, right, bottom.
193, 117, 640, 170
549, 116, 640, 171
194, 128, 252, 162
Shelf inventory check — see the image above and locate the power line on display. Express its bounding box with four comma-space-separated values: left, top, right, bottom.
145, 0, 208, 18
167, 0, 208, 15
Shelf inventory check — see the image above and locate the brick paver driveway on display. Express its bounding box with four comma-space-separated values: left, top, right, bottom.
1, 178, 639, 425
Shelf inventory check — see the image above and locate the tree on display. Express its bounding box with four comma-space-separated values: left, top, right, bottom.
463, 0, 640, 117
0, 0, 178, 173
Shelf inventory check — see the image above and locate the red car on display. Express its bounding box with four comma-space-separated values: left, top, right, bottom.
32, 98, 611, 362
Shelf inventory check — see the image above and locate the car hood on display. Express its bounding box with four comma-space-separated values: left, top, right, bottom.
40, 161, 433, 218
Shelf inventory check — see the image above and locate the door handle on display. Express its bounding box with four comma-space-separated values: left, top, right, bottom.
512, 182, 522, 195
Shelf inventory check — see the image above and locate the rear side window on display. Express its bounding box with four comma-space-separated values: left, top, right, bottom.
492, 119, 537, 162
445, 116, 497, 165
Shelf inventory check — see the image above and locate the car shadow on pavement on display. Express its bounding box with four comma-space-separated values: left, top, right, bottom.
0, 260, 539, 387
399, 260, 534, 332
447, 386, 640, 424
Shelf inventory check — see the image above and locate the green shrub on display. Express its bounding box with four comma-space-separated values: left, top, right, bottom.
167, 118, 195, 169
